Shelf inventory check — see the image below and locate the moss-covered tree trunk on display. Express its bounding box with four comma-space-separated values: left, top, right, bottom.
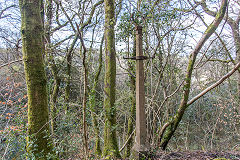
65, 51, 72, 109
50, 68, 60, 132
89, 35, 104, 157
159, 0, 227, 150
124, 37, 136, 158
64, 36, 78, 112
19, 0, 53, 158
102, 0, 121, 158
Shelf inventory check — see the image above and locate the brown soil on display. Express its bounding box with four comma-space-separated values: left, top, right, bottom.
152, 151, 240, 160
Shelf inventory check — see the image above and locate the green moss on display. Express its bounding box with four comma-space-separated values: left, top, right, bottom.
50, 78, 60, 132
204, 23, 217, 34
124, 40, 136, 158
19, 0, 55, 158
204, 1, 227, 34
102, 0, 121, 158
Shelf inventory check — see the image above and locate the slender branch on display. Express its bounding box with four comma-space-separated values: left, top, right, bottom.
208, 59, 231, 63
76, 22, 88, 159
236, 12, 240, 25
0, 59, 23, 69
0, 5, 16, 19
81, 0, 104, 30
155, 80, 184, 118
53, 34, 74, 47
119, 128, 136, 152
193, 0, 240, 73
199, 0, 217, 16
52, 14, 76, 32
158, 122, 170, 144
187, 61, 240, 106
59, 1, 76, 32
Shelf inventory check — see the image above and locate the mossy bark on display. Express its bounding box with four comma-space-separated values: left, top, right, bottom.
124, 70, 136, 158
50, 76, 60, 132
89, 35, 104, 157
64, 52, 72, 109
19, 0, 53, 158
64, 36, 78, 112
103, 0, 121, 158
159, 0, 227, 150
124, 37, 136, 158
79, 31, 89, 159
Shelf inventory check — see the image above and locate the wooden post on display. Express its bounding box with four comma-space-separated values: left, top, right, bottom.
123, 25, 149, 159
133, 25, 149, 159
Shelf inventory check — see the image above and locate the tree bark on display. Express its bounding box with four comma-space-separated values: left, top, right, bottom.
64, 36, 78, 112
19, 0, 54, 158
77, 29, 89, 160
89, 35, 104, 157
124, 36, 136, 158
103, 0, 121, 158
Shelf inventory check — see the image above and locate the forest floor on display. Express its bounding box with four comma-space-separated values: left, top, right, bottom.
152, 151, 240, 160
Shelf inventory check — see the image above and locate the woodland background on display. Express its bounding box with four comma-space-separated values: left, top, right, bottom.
0, 0, 240, 159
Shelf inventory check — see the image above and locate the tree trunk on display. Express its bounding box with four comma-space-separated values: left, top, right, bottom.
19, 0, 54, 158
124, 36, 136, 158
45, 0, 61, 134
89, 35, 104, 157
64, 36, 78, 112
79, 31, 89, 160
159, 0, 227, 150
103, 0, 121, 158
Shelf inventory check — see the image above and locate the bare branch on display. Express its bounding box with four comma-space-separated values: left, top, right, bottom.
0, 59, 23, 69
199, 0, 217, 17
0, 5, 16, 19
187, 61, 240, 106
81, 0, 104, 30
119, 128, 136, 152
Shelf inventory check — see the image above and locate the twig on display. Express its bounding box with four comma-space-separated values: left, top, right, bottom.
154, 80, 184, 118
0, 5, 16, 19
119, 128, 136, 152
2, 141, 10, 160
0, 59, 23, 69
